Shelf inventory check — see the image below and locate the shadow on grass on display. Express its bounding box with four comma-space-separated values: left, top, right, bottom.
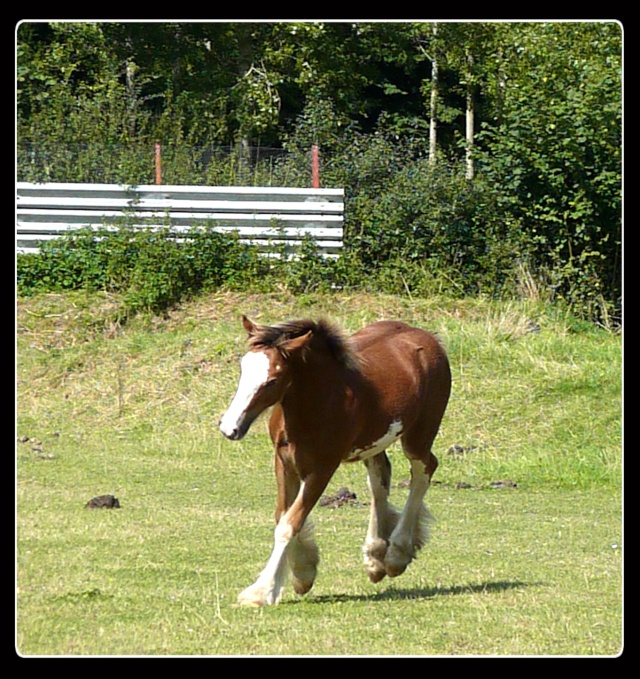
302, 580, 534, 605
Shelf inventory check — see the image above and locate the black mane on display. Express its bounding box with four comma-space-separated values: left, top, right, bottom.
249, 318, 359, 369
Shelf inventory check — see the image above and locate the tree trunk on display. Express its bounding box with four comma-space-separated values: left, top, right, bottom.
464, 51, 475, 180
465, 85, 475, 180
125, 60, 138, 140
429, 24, 439, 166
235, 25, 254, 179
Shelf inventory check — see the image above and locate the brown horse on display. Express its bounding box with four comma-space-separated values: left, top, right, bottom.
219, 315, 451, 606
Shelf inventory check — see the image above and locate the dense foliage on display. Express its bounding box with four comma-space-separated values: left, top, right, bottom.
17, 21, 622, 323
16, 225, 365, 314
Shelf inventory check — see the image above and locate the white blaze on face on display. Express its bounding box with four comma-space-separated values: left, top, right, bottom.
219, 350, 271, 438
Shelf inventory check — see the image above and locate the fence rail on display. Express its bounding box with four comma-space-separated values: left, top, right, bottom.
16, 182, 344, 256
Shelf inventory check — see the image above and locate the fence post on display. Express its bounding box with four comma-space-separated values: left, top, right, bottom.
311, 144, 320, 189
155, 143, 162, 185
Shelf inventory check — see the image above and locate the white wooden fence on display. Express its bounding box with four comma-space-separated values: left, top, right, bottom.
16, 182, 344, 256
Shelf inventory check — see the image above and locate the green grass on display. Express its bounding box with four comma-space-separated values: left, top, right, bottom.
16, 290, 622, 656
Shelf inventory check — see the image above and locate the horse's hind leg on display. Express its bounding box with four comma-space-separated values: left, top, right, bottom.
363, 452, 401, 583
384, 443, 438, 578
385, 351, 450, 578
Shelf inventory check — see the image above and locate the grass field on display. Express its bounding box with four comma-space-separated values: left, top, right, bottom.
16, 290, 623, 656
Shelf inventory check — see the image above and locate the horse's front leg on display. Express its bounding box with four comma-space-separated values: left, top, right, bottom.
237, 456, 335, 607
275, 441, 320, 597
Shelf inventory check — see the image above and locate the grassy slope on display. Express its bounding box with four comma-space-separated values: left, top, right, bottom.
16, 291, 622, 656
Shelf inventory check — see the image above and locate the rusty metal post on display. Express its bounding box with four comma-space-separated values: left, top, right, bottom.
155, 142, 162, 185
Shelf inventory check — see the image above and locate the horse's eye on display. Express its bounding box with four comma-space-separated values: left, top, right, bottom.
265, 379, 278, 388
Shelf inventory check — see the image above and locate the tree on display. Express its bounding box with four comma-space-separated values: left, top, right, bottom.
475, 22, 622, 313
17, 21, 622, 317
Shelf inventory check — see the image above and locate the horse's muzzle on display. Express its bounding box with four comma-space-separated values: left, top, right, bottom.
219, 414, 252, 441
220, 425, 242, 441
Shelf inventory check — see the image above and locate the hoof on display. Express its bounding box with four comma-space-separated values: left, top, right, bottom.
384, 561, 408, 578
290, 564, 316, 595
364, 537, 389, 583
366, 565, 387, 583
291, 578, 314, 596
237, 593, 265, 607
237, 584, 279, 607
384, 542, 413, 578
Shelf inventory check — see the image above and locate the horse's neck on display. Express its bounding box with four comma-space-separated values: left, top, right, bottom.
280, 360, 372, 452
282, 360, 354, 421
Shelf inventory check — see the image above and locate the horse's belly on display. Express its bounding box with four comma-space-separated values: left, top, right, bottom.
346, 420, 403, 462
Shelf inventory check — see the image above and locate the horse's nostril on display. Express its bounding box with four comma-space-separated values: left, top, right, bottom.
219, 419, 240, 440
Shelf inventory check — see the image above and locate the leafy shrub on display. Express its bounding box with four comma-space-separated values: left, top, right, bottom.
342, 153, 523, 296
17, 225, 268, 314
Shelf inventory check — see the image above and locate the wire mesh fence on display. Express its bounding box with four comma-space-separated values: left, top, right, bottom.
17, 143, 315, 187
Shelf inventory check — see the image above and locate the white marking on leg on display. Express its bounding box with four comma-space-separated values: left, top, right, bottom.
288, 518, 319, 595
219, 351, 270, 438
363, 457, 400, 582
237, 482, 306, 606
386, 458, 433, 577
349, 420, 403, 461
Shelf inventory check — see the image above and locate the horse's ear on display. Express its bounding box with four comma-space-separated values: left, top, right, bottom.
242, 315, 258, 337
281, 330, 313, 357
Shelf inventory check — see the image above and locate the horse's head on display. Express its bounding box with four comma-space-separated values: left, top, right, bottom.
219, 316, 311, 441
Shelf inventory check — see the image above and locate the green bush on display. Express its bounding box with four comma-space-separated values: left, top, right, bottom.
17, 225, 268, 314
18, 103, 621, 325
341, 152, 523, 297
16, 222, 365, 314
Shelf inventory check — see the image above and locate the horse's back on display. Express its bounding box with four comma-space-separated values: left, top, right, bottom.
350, 320, 447, 369
349, 320, 451, 427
